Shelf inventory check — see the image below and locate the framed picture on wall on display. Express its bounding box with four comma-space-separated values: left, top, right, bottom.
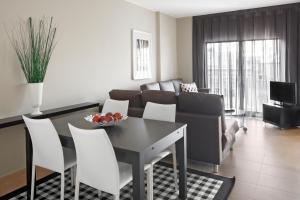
132, 30, 152, 80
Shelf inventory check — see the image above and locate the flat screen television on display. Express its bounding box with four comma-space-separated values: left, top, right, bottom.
270, 81, 296, 104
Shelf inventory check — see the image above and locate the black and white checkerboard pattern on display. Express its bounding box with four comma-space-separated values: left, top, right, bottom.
10, 164, 223, 200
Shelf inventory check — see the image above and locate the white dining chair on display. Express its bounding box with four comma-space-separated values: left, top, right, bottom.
22, 116, 76, 200
143, 102, 178, 200
102, 99, 129, 116
68, 124, 151, 200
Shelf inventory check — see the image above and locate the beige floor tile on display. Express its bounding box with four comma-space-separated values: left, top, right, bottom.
221, 154, 262, 172
257, 173, 300, 195
230, 180, 257, 198
228, 193, 255, 200
0, 167, 52, 196
263, 155, 300, 171
218, 167, 260, 185
261, 164, 300, 181
228, 148, 265, 163
252, 185, 300, 200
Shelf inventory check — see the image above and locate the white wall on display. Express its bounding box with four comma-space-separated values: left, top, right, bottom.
158, 13, 178, 80
0, 0, 160, 119
0, 0, 178, 176
176, 17, 193, 82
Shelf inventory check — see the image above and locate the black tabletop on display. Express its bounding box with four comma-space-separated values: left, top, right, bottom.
51, 110, 186, 153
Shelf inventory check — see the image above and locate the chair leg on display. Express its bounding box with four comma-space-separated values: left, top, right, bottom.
213, 165, 219, 173
170, 145, 178, 191
113, 193, 120, 200
146, 166, 153, 200
71, 166, 76, 186
30, 165, 36, 200
70, 167, 74, 187
172, 152, 178, 191
74, 180, 80, 200
61, 173, 65, 200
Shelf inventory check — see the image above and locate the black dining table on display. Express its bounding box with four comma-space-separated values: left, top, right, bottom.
25, 110, 187, 200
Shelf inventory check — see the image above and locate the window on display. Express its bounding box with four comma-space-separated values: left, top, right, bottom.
206, 39, 283, 114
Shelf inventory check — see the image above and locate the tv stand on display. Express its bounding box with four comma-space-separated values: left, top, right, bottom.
263, 103, 300, 129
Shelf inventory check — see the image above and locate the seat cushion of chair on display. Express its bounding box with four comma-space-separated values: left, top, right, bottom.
150, 149, 172, 165
222, 118, 239, 150
63, 147, 77, 169
118, 162, 151, 189
118, 162, 133, 189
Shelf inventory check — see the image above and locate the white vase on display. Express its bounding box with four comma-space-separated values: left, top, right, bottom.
28, 83, 44, 115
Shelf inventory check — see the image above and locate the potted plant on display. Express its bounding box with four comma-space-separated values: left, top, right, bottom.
8, 17, 57, 115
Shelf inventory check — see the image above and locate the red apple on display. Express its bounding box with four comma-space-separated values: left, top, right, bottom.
92, 114, 101, 123
107, 116, 114, 122
105, 112, 113, 117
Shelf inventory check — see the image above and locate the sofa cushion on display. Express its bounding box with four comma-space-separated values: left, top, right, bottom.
141, 90, 177, 107
180, 82, 198, 93
109, 90, 142, 108
140, 82, 160, 91
159, 81, 175, 92
178, 92, 226, 133
222, 118, 239, 150
171, 79, 183, 94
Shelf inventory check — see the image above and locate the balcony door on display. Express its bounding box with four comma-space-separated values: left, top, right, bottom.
206, 39, 284, 114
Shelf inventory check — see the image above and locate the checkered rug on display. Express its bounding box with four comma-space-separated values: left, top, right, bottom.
9, 164, 232, 200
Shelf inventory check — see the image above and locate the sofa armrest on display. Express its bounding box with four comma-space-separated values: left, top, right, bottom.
176, 112, 222, 165
197, 88, 210, 93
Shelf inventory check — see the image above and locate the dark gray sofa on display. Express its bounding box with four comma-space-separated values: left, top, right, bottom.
107, 89, 239, 172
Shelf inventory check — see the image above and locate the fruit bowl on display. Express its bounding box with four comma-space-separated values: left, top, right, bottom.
84, 112, 128, 127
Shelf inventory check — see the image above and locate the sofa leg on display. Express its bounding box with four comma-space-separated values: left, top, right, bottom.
213, 165, 219, 173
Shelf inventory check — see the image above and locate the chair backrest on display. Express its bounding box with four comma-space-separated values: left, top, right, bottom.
143, 102, 176, 122
102, 99, 129, 116
22, 116, 64, 173
68, 124, 120, 195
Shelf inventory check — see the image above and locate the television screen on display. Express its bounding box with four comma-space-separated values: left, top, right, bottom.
270, 81, 296, 104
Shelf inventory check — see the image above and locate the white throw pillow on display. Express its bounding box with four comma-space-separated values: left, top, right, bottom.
180, 82, 198, 93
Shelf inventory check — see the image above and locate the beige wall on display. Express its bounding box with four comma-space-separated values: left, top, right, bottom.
0, 0, 178, 176
158, 13, 178, 80
0, 0, 159, 119
176, 17, 193, 82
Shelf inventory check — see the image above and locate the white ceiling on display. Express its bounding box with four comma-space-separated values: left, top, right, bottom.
125, 0, 300, 18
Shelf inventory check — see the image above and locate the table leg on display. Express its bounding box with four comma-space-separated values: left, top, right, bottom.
26, 128, 36, 199
176, 127, 187, 199
132, 154, 145, 200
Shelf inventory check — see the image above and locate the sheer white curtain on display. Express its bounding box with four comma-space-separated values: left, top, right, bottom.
243, 39, 283, 113
206, 39, 283, 115
206, 42, 239, 111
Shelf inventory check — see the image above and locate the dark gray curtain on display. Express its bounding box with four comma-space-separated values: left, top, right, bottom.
193, 3, 300, 104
